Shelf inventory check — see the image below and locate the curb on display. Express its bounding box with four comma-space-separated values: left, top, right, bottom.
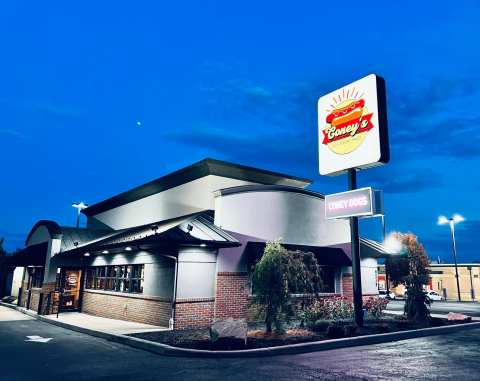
2, 302, 480, 358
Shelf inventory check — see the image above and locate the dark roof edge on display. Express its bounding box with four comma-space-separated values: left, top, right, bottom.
25, 220, 62, 246
83, 158, 312, 217
214, 184, 325, 199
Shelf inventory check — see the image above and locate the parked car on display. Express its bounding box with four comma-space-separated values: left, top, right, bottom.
378, 290, 396, 300
426, 291, 443, 301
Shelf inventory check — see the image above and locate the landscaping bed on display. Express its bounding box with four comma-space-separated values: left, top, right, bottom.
129, 316, 470, 351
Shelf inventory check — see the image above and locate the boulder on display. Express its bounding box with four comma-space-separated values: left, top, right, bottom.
210, 318, 248, 349
447, 312, 472, 322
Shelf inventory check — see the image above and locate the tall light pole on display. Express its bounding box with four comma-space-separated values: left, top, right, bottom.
72, 202, 88, 228
438, 214, 465, 302
380, 215, 389, 293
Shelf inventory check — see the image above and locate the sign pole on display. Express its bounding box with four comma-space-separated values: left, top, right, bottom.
348, 168, 364, 327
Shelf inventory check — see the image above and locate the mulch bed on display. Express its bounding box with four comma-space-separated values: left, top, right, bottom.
129, 316, 471, 351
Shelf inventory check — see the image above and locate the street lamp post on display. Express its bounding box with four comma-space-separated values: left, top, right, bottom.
72, 202, 88, 228
438, 214, 465, 302
380, 215, 390, 294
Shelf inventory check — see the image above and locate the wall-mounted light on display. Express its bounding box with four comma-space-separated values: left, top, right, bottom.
200, 243, 207, 247
125, 246, 132, 251
102, 250, 109, 254
84, 252, 90, 257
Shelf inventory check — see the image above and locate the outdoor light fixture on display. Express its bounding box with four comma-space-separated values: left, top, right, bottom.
200, 243, 207, 247
437, 213, 465, 301
72, 201, 89, 228
84, 252, 90, 257
383, 233, 404, 255
125, 246, 132, 251
102, 250, 109, 254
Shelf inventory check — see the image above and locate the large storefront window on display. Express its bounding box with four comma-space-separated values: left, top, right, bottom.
86, 265, 144, 294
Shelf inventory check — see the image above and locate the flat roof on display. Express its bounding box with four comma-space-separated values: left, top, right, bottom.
83, 158, 312, 216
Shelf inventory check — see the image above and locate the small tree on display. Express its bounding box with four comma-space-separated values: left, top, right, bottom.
251, 241, 322, 333
385, 233, 430, 323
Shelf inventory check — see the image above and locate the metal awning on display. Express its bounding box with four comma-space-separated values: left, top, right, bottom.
57, 212, 240, 256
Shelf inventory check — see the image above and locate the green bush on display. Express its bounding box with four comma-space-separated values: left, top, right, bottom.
326, 323, 345, 339
343, 324, 357, 337
250, 241, 322, 333
302, 296, 354, 324
307, 319, 331, 332
363, 297, 389, 318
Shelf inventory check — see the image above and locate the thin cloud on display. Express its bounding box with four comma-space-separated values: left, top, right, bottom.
365, 168, 443, 194
0, 129, 28, 140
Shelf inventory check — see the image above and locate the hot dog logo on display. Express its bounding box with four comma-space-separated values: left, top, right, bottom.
322, 87, 374, 155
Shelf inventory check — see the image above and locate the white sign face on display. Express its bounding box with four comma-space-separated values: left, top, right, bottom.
318, 74, 389, 176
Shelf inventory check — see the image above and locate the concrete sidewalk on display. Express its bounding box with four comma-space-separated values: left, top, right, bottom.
0, 303, 167, 335
44, 312, 169, 335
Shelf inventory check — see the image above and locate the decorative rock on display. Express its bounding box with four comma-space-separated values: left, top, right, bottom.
447, 312, 472, 322
210, 318, 248, 349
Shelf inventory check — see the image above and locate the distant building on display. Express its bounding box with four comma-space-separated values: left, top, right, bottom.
4, 158, 387, 329
378, 263, 480, 301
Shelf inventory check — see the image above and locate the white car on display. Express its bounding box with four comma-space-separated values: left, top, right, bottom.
426, 291, 443, 301
378, 290, 396, 300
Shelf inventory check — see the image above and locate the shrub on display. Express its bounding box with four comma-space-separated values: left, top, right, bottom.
364, 297, 389, 318
343, 324, 357, 337
307, 319, 331, 332
251, 241, 322, 333
326, 323, 345, 339
302, 296, 354, 324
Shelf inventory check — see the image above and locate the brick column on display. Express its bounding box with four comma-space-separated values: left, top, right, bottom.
342, 273, 353, 300
214, 272, 249, 320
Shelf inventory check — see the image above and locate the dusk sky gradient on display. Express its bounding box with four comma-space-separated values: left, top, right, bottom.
1, 2, 479, 262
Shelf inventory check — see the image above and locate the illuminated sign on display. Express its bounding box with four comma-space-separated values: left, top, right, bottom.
318, 74, 389, 176
325, 187, 383, 219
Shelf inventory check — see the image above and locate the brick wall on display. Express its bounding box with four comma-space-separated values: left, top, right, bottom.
174, 298, 215, 330
82, 290, 172, 327
342, 273, 353, 298
214, 272, 249, 320
342, 274, 378, 302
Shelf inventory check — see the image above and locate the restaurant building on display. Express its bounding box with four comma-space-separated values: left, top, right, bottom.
6, 159, 386, 329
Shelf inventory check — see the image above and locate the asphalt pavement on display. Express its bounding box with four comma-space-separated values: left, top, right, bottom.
1, 305, 480, 381
387, 299, 480, 317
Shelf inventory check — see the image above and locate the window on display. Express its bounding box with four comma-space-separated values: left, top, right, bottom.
319, 267, 336, 293
85, 265, 144, 294
27, 267, 44, 288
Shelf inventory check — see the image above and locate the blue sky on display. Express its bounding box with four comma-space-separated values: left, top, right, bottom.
1, 1, 479, 262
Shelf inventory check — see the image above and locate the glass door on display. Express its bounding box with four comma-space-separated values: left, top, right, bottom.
59, 269, 82, 311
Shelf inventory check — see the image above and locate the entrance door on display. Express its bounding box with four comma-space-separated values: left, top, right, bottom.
59, 269, 82, 311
